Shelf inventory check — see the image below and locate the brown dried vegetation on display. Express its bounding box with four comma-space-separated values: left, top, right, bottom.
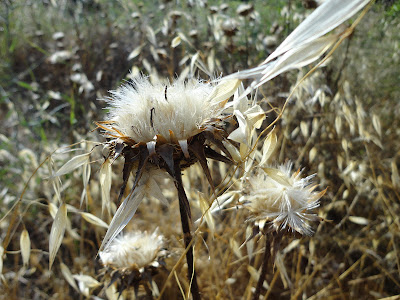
1, 0, 399, 299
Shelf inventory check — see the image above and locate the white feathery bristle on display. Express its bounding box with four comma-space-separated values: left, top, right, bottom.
99, 229, 164, 269
106, 76, 221, 143
244, 162, 323, 235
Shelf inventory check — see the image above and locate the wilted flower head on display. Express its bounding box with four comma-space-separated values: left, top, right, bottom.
100, 229, 166, 270
242, 162, 325, 236
97, 76, 240, 251
105, 76, 223, 143
98, 75, 240, 168
99, 229, 167, 297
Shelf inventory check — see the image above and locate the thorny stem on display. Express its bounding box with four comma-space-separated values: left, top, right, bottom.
174, 163, 201, 300
252, 236, 271, 300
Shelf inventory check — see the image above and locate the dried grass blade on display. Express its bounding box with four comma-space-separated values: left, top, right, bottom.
99, 187, 145, 251
80, 159, 91, 207
127, 44, 145, 60
265, 0, 370, 63
51, 153, 90, 178
190, 52, 200, 74
146, 178, 168, 205
256, 35, 337, 88
100, 158, 112, 215
199, 194, 215, 236
60, 262, 79, 292
49, 202, 67, 270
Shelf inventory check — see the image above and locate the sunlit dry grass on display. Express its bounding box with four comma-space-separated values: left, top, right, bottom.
1, 1, 400, 299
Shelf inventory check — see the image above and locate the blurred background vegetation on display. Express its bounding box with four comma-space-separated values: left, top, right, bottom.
1, 0, 400, 299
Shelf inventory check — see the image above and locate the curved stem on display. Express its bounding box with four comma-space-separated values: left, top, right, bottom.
174, 163, 201, 300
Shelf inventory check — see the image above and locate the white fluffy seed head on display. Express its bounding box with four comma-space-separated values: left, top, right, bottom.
99, 230, 165, 270
243, 162, 324, 236
105, 76, 221, 143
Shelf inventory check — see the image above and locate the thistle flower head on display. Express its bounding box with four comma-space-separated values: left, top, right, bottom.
99, 229, 166, 270
99, 229, 167, 297
104, 76, 224, 144
242, 162, 325, 236
97, 77, 241, 251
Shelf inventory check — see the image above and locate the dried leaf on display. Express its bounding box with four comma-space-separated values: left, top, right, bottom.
49, 202, 67, 270
263, 167, 291, 186
178, 32, 193, 48
20, 229, 31, 266
99, 186, 145, 251
100, 159, 112, 215
81, 212, 109, 229
282, 239, 301, 254
60, 262, 79, 292
52, 153, 90, 178
199, 193, 215, 236
48, 158, 61, 203
80, 159, 91, 207
72, 274, 100, 287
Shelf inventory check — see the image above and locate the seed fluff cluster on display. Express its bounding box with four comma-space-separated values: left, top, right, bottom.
99, 229, 167, 297
99, 229, 166, 270
242, 162, 326, 236
105, 77, 222, 143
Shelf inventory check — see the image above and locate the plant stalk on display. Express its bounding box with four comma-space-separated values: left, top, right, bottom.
253, 236, 271, 300
174, 163, 201, 300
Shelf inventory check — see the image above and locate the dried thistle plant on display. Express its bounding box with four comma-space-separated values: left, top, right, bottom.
99, 229, 167, 298
94, 75, 242, 298
0, 1, 375, 299
240, 162, 326, 300
242, 163, 325, 237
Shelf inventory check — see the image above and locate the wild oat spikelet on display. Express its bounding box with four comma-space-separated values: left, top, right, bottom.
242, 162, 325, 236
